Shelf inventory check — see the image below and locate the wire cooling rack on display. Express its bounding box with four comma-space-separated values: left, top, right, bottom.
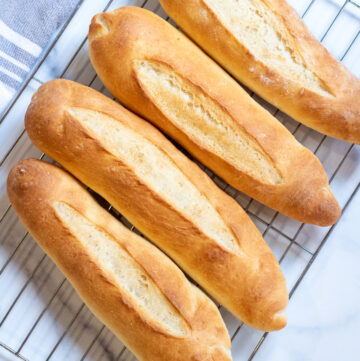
0, 0, 359, 360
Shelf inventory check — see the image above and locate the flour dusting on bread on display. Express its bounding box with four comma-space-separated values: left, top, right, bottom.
204, 0, 332, 96
54, 201, 189, 337
68, 107, 238, 252
134, 60, 283, 185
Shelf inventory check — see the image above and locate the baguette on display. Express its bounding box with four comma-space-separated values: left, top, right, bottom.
160, 0, 360, 144
7, 159, 232, 361
25, 79, 288, 331
88, 6, 340, 226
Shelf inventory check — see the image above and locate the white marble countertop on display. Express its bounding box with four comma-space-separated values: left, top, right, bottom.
254, 186, 360, 361
0, 0, 359, 360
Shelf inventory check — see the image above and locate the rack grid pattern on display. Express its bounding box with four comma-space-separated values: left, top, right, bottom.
0, 0, 359, 360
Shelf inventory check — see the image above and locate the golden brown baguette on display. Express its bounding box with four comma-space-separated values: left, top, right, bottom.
7, 159, 233, 361
25, 79, 288, 331
160, 0, 360, 144
88, 6, 340, 226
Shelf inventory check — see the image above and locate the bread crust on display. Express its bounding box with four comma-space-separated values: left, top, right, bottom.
88, 6, 340, 226
25, 79, 288, 331
159, 0, 360, 144
7, 159, 232, 361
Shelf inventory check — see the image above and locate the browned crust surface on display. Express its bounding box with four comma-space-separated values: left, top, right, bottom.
160, 0, 360, 144
88, 6, 341, 227
25, 79, 288, 331
7, 159, 232, 361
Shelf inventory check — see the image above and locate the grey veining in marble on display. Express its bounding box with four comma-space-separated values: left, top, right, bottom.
0, 0, 359, 360
253, 186, 360, 361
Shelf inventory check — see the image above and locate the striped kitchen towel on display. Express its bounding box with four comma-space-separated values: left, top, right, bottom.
0, 0, 80, 115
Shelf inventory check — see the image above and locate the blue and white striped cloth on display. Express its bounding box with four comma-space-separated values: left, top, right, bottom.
0, 0, 80, 114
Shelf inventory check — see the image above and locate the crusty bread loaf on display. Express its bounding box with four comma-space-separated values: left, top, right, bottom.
25, 79, 288, 331
7, 159, 233, 361
160, 0, 360, 144
88, 6, 340, 226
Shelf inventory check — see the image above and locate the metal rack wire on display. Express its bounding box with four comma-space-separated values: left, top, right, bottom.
0, 0, 359, 360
